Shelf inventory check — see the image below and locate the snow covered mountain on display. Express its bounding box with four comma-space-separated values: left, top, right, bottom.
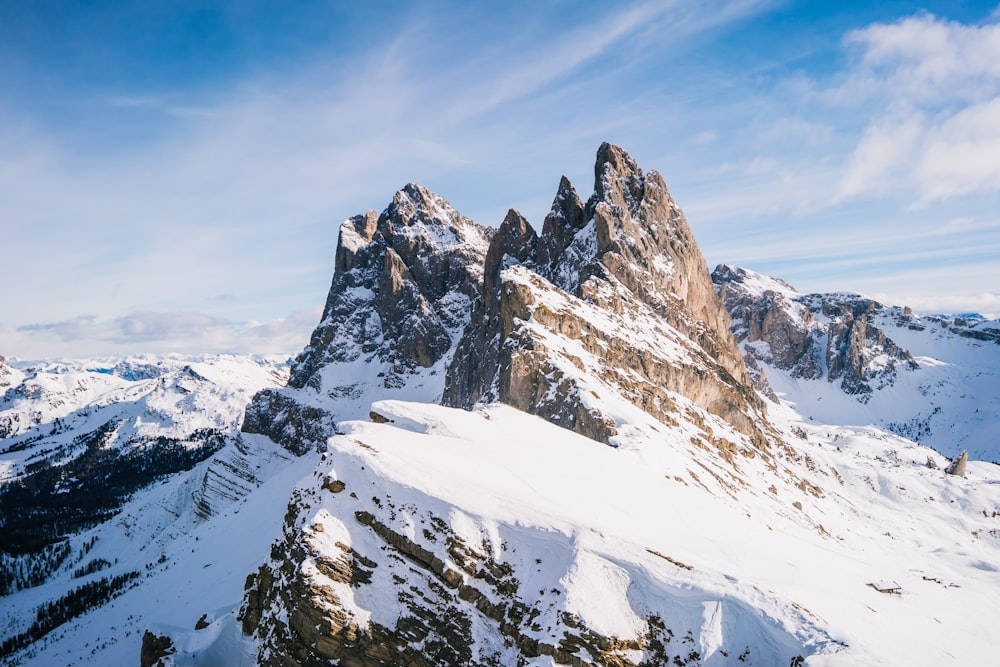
2, 145, 999, 666
442, 144, 767, 447
713, 264, 1000, 462
0, 355, 302, 661
241, 184, 494, 456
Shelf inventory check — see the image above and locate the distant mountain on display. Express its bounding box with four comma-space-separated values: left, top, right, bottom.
3, 146, 1000, 667
713, 264, 1000, 461
0, 355, 298, 661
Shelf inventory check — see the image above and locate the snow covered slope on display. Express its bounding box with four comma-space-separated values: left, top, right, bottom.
4, 144, 999, 667
713, 265, 1000, 462
241, 399, 1000, 666
0, 354, 300, 663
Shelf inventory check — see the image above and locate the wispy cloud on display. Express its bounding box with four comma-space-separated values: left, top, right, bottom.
1, 0, 780, 359
2, 2, 997, 359
835, 12, 1000, 203
4, 309, 321, 359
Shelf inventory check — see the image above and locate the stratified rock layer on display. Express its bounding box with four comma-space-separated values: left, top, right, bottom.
445, 143, 766, 444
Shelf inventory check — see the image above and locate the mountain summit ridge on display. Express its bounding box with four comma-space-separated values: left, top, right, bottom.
5, 145, 1000, 667
443, 143, 767, 445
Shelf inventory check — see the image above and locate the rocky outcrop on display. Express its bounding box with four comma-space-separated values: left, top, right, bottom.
290, 185, 491, 391
946, 450, 968, 477
445, 144, 766, 445
713, 265, 917, 397
139, 630, 174, 667
442, 210, 538, 410
240, 448, 809, 667
241, 184, 492, 454
241, 389, 338, 456
823, 296, 917, 395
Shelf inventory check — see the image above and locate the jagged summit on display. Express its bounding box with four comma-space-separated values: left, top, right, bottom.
242, 183, 493, 454
593, 141, 645, 215
299, 182, 491, 389
444, 143, 767, 445
244, 143, 770, 453
713, 263, 1000, 460
536, 175, 586, 282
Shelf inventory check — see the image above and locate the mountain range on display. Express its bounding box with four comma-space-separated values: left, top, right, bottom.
2, 145, 998, 666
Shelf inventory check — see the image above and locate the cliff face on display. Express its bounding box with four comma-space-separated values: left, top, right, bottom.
242, 184, 493, 454
444, 143, 766, 445
712, 264, 917, 398
246, 145, 767, 455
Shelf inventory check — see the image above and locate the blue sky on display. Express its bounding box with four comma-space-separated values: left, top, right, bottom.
2, 1, 999, 359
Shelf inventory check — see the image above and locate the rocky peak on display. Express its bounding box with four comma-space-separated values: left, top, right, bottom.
536, 176, 586, 284
290, 184, 490, 390
243, 184, 492, 454
712, 264, 918, 397
333, 210, 379, 277
441, 210, 538, 410
486, 209, 538, 293
445, 144, 767, 445
592, 141, 645, 217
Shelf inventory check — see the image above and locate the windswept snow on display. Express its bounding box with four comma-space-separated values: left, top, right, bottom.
251, 399, 1000, 666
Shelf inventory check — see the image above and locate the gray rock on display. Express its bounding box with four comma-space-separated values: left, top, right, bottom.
242, 184, 493, 454
241, 388, 338, 456
139, 630, 174, 667
442, 209, 537, 409
712, 265, 917, 397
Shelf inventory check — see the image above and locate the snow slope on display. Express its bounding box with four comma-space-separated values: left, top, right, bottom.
2, 435, 316, 666
0, 355, 290, 481
0, 355, 304, 665
714, 265, 1000, 462
244, 399, 1000, 666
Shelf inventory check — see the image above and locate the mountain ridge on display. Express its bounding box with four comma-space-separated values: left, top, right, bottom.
2, 145, 999, 667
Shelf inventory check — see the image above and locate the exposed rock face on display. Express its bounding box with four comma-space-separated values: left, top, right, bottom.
241, 488, 669, 667
713, 265, 917, 397
445, 143, 766, 444
0, 356, 18, 389
947, 450, 968, 477
442, 210, 538, 411
139, 630, 175, 667
291, 186, 491, 391
240, 432, 810, 667
242, 389, 339, 456
241, 184, 492, 454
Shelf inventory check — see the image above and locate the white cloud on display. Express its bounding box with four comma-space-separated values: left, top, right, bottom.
836, 12, 1000, 202
2, 309, 321, 360
846, 14, 1000, 104
916, 97, 1000, 200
